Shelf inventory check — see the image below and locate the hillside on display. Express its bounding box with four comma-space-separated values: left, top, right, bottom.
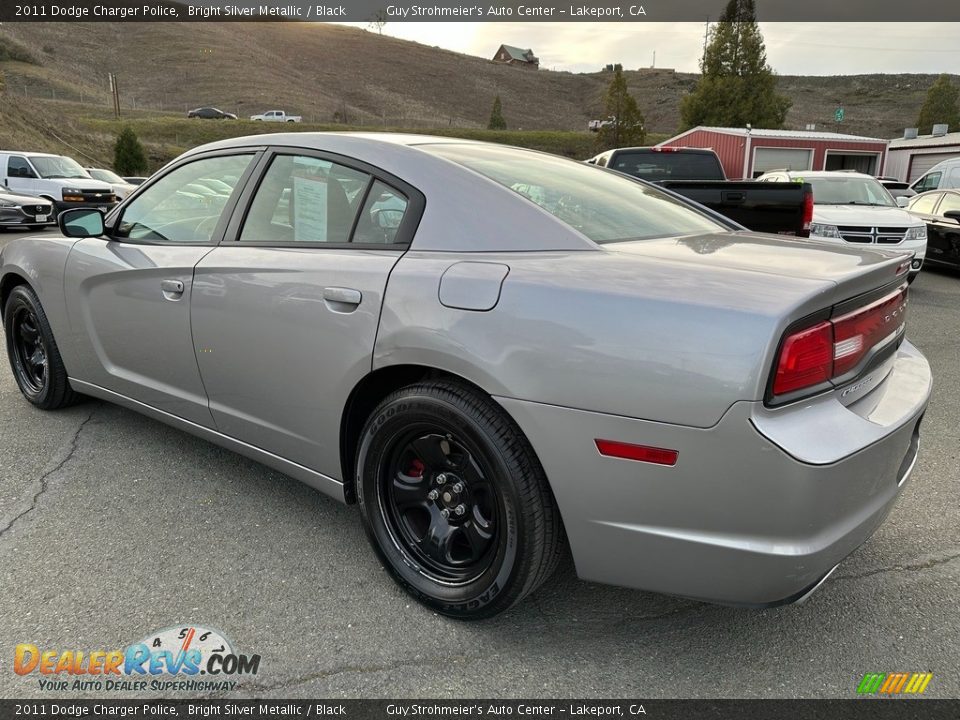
2, 22, 956, 140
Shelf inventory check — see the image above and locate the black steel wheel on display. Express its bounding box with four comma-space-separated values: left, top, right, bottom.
356, 380, 564, 619
3, 284, 78, 409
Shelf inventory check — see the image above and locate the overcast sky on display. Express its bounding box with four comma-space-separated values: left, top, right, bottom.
340, 22, 959, 75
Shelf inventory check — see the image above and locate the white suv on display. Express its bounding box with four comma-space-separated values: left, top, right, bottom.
757, 170, 927, 278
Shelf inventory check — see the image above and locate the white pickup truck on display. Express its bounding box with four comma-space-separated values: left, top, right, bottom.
249, 110, 302, 123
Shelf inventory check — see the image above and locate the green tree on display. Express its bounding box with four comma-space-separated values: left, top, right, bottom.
680, 0, 790, 130
916, 74, 960, 135
487, 95, 507, 130
113, 126, 147, 176
597, 68, 645, 149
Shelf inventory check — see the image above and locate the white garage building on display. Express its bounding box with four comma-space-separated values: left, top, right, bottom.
886, 126, 960, 182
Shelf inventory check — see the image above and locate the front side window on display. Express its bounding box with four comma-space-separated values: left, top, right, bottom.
239, 155, 379, 244
116, 154, 253, 243
913, 171, 941, 193
936, 193, 960, 216
7, 156, 35, 178
426, 144, 724, 243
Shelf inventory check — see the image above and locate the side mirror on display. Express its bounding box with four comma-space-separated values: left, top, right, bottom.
59, 208, 105, 238
944, 210, 960, 224
896, 196, 910, 208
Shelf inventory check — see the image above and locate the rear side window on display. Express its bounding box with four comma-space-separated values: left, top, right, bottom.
908, 193, 941, 215
426, 144, 725, 244
610, 151, 724, 181
239, 154, 374, 244
937, 193, 960, 216
946, 166, 960, 189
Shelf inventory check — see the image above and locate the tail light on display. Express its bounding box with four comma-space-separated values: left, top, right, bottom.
771, 283, 908, 402
800, 188, 814, 238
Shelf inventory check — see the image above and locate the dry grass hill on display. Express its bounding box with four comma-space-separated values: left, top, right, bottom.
0, 22, 956, 167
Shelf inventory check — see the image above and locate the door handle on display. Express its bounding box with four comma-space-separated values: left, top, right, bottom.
161, 279, 185, 295
323, 287, 362, 305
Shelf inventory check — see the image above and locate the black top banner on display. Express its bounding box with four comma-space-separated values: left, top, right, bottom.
1, 0, 960, 22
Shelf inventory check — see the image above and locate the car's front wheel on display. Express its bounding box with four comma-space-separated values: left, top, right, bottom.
3, 285, 78, 409
356, 381, 564, 619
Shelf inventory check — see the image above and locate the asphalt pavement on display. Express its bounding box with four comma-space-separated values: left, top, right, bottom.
0, 227, 958, 699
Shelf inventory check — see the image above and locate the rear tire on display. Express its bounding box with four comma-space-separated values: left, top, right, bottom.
356, 380, 564, 619
3, 285, 79, 410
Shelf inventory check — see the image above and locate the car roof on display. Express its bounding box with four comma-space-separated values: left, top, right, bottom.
0, 150, 63, 158
771, 170, 875, 178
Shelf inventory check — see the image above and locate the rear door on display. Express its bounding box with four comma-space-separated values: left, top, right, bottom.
190, 148, 424, 479
63, 150, 260, 425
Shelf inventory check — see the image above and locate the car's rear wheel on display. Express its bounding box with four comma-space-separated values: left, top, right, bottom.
356, 380, 564, 619
3, 285, 78, 409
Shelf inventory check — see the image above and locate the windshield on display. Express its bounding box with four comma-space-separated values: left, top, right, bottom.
609, 151, 725, 181
89, 168, 125, 184
426, 144, 725, 243
805, 176, 896, 207
28, 155, 89, 180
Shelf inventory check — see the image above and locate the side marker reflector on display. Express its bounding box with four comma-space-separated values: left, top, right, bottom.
595, 439, 678, 466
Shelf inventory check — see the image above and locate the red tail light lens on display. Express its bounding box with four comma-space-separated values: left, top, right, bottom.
771, 284, 908, 400
801, 188, 814, 236
773, 321, 834, 395
832, 285, 908, 376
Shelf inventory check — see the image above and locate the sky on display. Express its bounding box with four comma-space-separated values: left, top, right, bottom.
339, 22, 960, 76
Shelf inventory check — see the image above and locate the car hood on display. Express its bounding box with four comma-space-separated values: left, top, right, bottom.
813, 204, 923, 226
0, 191, 54, 205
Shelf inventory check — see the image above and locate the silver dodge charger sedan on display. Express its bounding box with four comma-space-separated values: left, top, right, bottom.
1, 133, 931, 619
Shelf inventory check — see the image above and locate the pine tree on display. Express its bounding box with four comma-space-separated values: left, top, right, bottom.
598, 68, 645, 149
487, 95, 507, 130
916, 75, 960, 135
113, 126, 147, 176
680, 0, 790, 130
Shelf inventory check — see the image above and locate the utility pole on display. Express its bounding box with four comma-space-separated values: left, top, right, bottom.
703, 18, 710, 57
108, 72, 120, 119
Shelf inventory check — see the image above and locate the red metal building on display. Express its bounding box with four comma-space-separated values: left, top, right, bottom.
658, 126, 889, 179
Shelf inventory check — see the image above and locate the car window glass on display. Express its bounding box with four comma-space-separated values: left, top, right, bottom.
946, 166, 960, 188
937, 193, 960, 216
7, 156, 34, 178
116, 154, 253, 243
239, 155, 370, 244
908, 193, 941, 215
353, 181, 409, 244
913, 172, 941, 193
426, 144, 725, 243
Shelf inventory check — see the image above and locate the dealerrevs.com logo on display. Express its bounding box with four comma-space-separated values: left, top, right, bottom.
14, 625, 260, 693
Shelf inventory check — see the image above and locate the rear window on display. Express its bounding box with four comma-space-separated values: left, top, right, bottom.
425, 144, 725, 244
609, 151, 725, 181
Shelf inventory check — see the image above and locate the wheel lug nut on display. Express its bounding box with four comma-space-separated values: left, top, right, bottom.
427, 489, 439, 501
440, 508, 450, 519
436, 473, 447, 485
452, 482, 464, 493
454, 504, 467, 516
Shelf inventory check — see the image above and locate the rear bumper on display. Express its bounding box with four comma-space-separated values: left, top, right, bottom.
496, 340, 931, 606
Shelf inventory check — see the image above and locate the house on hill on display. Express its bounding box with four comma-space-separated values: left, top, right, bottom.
493, 45, 539, 69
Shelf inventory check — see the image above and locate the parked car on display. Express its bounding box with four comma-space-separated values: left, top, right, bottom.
1, 134, 930, 619
249, 110, 302, 122
0, 151, 116, 218
906, 189, 960, 271
910, 156, 960, 194
757, 170, 927, 279
880, 180, 917, 203
84, 167, 137, 201
123, 177, 149, 186
588, 147, 812, 237
0, 183, 55, 229
187, 107, 237, 120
